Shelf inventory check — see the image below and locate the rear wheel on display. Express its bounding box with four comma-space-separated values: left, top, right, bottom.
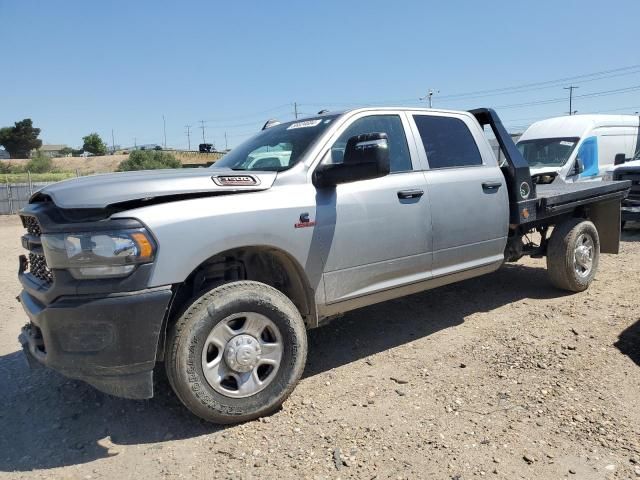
166, 281, 307, 424
547, 218, 600, 292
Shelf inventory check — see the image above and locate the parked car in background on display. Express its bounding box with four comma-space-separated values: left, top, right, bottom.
517, 115, 639, 183
199, 143, 215, 153
605, 152, 640, 228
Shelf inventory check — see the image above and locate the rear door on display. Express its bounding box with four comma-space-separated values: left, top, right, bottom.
409, 112, 508, 277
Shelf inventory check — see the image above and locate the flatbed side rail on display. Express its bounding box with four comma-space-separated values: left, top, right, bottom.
540, 189, 629, 215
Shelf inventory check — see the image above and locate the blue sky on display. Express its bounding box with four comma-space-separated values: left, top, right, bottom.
2, 0, 639, 149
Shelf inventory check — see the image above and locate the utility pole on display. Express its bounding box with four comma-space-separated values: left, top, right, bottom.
564, 86, 579, 115
293, 102, 299, 119
199, 120, 206, 144
162, 115, 167, 148
420, 89, 439, 108
185, 125, 192, 151
111, 129, 115, 153
224, 131, 228, 150
134, 137, 137, 149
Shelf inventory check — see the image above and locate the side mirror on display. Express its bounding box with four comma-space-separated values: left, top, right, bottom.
574, 157, 585, 175
313, 132, 390, 188
614, 153, 626, 166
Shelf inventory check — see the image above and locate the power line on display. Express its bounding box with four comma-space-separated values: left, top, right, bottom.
300, 64, 640, 108
493, 84, 640, 110
437, 64, 640, 100
201, 103, 291, 123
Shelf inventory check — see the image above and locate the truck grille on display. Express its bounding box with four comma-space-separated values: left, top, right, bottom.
20, 215, 54, 285
615, 171, 640, 201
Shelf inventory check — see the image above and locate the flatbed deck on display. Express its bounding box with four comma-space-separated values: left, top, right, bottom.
536, 180, 631, 216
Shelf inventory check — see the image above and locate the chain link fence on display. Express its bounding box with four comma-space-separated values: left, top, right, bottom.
0, 178, 55, 214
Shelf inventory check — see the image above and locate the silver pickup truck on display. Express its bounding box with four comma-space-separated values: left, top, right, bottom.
17, 107, 630, 424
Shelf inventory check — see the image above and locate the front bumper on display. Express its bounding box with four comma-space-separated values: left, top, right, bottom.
18, 286, 172, 399
621, 201, 640, 222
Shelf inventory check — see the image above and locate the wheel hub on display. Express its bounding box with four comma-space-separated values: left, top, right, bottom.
573, 233, 594, 277
575, 245, 591, 268
224, 334, 262, 372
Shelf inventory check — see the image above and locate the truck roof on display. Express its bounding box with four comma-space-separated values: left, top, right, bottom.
342, 106, 476, 116
519, 114, 640, 141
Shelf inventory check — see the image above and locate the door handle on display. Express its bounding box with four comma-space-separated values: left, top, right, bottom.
482, 181, 502, 191
397, 189, 424, 199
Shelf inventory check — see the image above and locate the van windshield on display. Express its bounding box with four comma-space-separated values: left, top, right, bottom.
517, 137, 579, 168
214, 116, 339, 172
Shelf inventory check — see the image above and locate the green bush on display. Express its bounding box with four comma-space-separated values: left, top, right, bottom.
0, 172, 75, 184
25, 151, 53, 173
117, 150, 181, 171
9, 163, 26, 174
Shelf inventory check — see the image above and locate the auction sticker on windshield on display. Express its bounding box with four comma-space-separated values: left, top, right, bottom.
287, 119, 322, 129
560, 141, 575, 146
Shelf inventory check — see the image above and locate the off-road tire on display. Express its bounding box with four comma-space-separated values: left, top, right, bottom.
165, 281, 307, 424
547, 218, 600, 292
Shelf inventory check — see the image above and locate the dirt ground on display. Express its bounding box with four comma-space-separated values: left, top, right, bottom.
0, 215, 638, 480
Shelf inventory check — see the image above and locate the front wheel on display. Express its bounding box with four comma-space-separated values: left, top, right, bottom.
165, 281, 308, 424
546, 218, 600, 292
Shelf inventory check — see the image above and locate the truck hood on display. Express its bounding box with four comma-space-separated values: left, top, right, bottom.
529, 166, 562, 176
33, 168, 277, 209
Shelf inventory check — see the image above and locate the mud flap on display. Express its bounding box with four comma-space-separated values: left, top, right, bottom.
589, 199, 622, 254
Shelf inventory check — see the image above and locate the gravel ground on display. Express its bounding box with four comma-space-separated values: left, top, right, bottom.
0, 214, 639, 480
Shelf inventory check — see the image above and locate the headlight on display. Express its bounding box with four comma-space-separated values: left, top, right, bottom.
41, 228, 156, 279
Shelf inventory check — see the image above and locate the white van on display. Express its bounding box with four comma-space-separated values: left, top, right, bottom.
516, 115, 640, 182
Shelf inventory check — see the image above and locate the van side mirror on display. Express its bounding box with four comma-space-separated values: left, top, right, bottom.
614, 153, 626, 166
313, 132, 391, 188
574, 157, 585, 175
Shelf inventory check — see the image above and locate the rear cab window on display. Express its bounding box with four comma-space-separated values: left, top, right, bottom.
412, 115, 484, 169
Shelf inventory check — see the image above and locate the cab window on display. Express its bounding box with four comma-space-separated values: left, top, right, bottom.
413, 115, 483, 169
329, 115, 413, 172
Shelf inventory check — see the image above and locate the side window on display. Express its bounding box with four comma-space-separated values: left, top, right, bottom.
413, 115, 483, 169
329, 115, 412, 172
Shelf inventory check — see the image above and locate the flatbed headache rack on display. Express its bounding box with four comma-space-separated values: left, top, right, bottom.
470, 108, 631, 231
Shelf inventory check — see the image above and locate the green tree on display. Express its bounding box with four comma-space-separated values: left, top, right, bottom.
82, 133, 107, 156
117, 150, 182, 171
26, 150, 53, 173
0, 119, 42, 158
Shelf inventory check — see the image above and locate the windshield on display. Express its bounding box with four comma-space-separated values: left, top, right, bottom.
517, 137, 579, 168
214, 115, 340, 171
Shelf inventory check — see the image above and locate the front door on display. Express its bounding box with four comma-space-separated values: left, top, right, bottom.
315, 113, 432, 304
